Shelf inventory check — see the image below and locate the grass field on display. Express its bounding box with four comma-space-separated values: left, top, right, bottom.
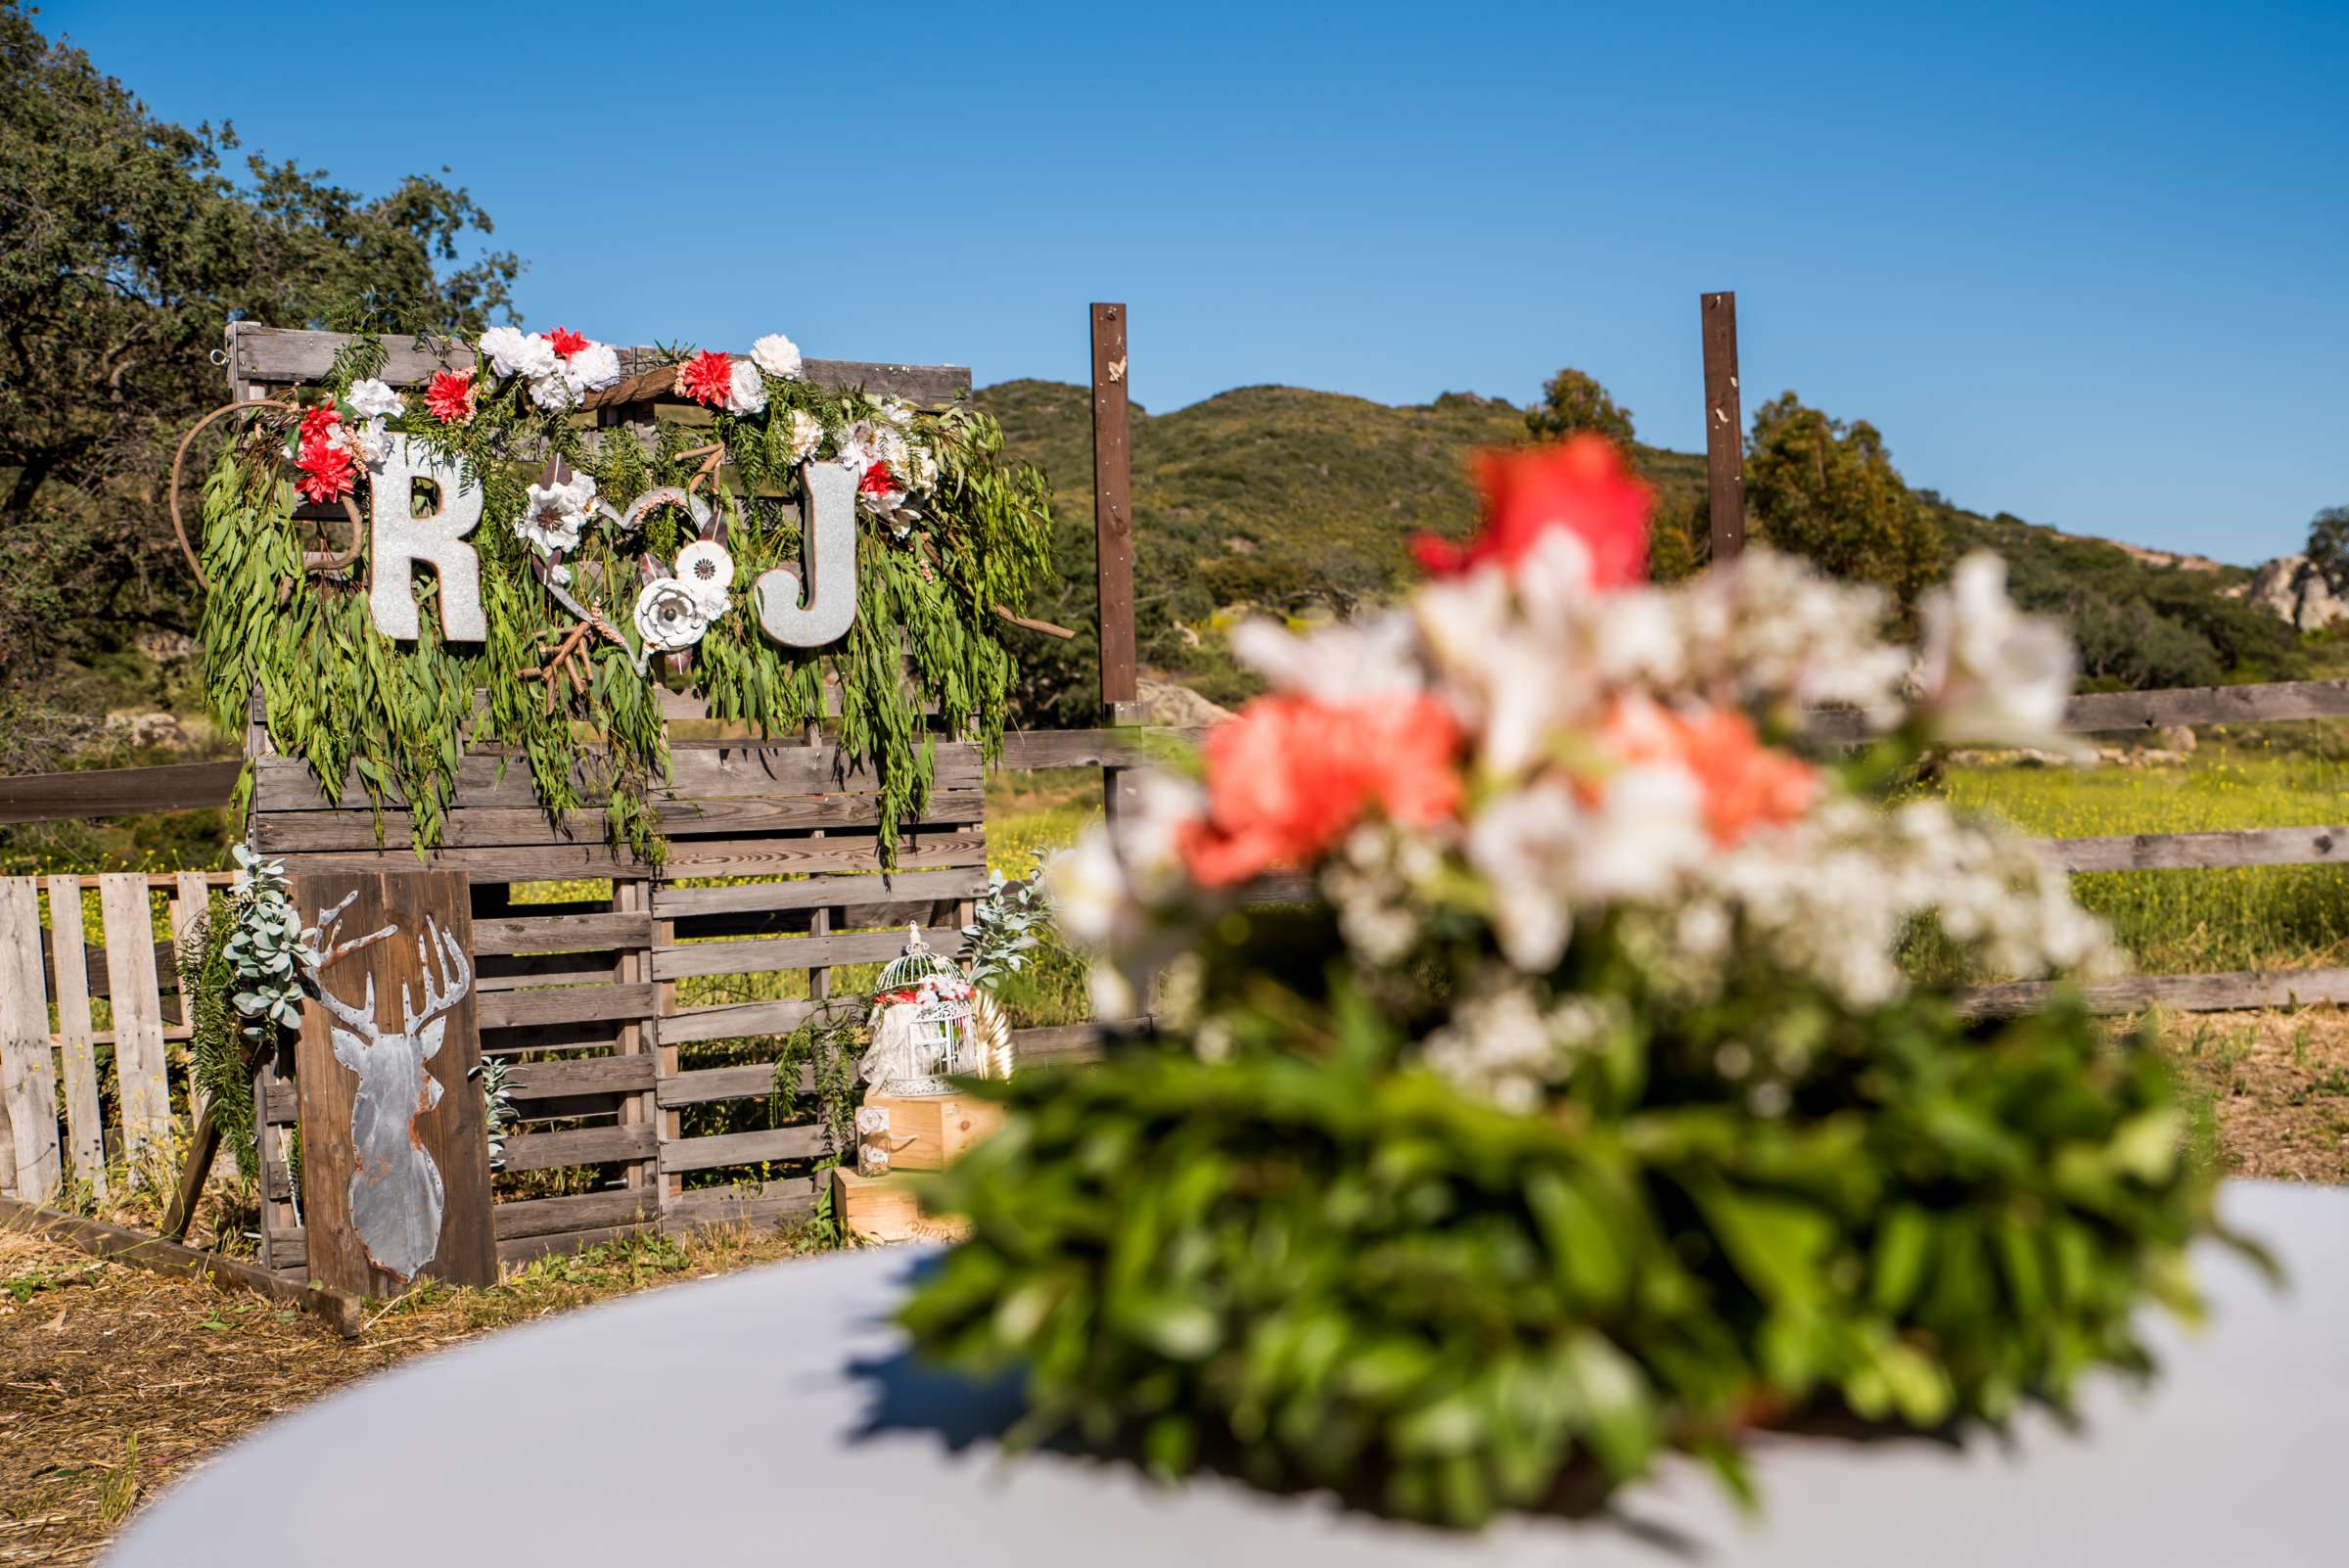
1930, 740, 2349, 974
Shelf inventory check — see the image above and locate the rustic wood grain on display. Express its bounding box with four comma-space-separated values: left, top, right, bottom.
473, 910, 656, 954
96, 873, 173, 1163
0, 879, 61, 1200
650, 865, 986, 919
657, 1124, 825, 1174
662, 1181, 816, 1228
251, 788, 984, 852
1700, 291, 1745, 561
44, 876, 105, 1196
491, 1186, 660, 1241
996, 726, 1209, 771
291, 870, 496, 1294
652, 997, 824, 1045
649, 923, 964, 982
226, 323, 970, 405
2047, 825, 2349, 872
0, 760, 241, 823
474, 982, 658, 1032
496, 1123, 658, 1175
502, 1054, 659, 1101
1960, 967, 2349, 1016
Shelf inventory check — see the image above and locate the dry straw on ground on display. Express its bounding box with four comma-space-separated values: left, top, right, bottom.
0, 1219, 821, 1566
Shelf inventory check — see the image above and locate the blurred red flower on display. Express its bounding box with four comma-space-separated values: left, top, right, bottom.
1412, 434, 1652, 589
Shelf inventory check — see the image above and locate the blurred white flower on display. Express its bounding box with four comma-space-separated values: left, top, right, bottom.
1913, 551, 2079, 753
1230, 611, 1423, 702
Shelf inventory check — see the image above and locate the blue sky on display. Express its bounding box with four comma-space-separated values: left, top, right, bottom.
46, 0, 2349, 563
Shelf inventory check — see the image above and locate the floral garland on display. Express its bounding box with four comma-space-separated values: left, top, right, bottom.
201, 325, 1053, 860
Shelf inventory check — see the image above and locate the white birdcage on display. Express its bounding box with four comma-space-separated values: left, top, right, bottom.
859, 925, 980, 1096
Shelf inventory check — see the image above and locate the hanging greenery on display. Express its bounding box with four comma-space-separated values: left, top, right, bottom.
196, 329, 1053, 863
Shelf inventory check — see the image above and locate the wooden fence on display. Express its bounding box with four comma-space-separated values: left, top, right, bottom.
0, 872, 232, 1203
8, 299, 2349, 1268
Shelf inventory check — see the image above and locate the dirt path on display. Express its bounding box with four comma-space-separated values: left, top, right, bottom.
2160, 1007, 2349, 1183
0, 1222, 819, 1566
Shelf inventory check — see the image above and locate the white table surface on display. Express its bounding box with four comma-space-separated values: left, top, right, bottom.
109, 1180, 2347, 1566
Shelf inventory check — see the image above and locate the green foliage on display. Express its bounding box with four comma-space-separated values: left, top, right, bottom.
178, 893, 256, 1181
1525, 367, 1635, 448
774, 1001, 866, 1165
1745, 393, 1947, 609
2304, 504, 2349, 595
0, 1, 515, 763
196, 359, 1051, 863
905, 973, 2228, 1527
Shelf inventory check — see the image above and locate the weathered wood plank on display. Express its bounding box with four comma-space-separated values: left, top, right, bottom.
0, 880, 61, 1201
492, 1186, 661, 1241
473, 910, 655, 955
45, 877, 104, 1196
496, 1123, 657, 1175
656, 1062, 811, 1107
1701, 291, 1746, 560
2047, 825, 2349, 873
651, 866, 987, 919
662, 833, 987, 878
658, 1125, 825, 1175
661, 1181, 817, 1229
97, 874, 173, 1162
254, 742, 980, 811
227, 323, 970, 405
0, 760, 241, 824
274, 844, 655, 881
1961, 967, 2349, 1017
1010, 1024, 1106, 1068
996, 726, 1207, 772
651, 924, 964, 982
653, 997, 823, 1045
251, 787, 984, 852
502, 1054, 658, 1102
475, 982, 657, 1032
476, 952, 626, 993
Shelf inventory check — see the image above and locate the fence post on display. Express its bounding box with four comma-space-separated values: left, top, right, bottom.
1091, 302, 1141, 821
1700, 291, 1746, 562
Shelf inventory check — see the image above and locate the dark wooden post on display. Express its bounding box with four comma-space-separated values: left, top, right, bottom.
1700, 292, 1746, 562
291, 869, 496, 1295
1091, 302, 1142, 823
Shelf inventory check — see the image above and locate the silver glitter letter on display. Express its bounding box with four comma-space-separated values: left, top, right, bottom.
370, 438, 486, 642
754, 463, 858, 649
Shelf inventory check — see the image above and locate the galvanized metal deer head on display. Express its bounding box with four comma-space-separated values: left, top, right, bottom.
306, 895, 472, 1282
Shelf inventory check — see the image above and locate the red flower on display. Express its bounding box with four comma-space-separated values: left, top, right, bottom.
675, 350, 735, 407
1178, 694, 1465, 886
295, 438, 355, 504
425, 368, 477, 424
298, 404, 341, 447
546, 326, 589, 359
1601, 699, 1818, 847
858, 460, 898, 495
1412, 434, 1653, 590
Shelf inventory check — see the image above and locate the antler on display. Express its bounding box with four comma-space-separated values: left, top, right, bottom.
400, 917, 473, 1036
312, 970, 382, 1042
312, 891, 398, 971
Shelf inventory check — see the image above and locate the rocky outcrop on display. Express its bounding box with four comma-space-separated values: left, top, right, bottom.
2246, 556, 2349, 631
1137, 678, 1236, 727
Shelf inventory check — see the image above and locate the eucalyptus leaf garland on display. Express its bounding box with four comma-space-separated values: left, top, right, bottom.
198, 334, 1053, 863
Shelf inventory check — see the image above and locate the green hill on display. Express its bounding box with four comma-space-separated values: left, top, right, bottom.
979, 379, 2297, 723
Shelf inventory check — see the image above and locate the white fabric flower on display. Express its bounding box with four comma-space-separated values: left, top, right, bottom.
784, 409, 822, 464
345, 416, 393, 467
529, 373, 582, 411
516, 473, 598, 557
750, 333, 804, 380
1913, 551, 2079, 753
345, 379, 404, 419
634, 576, 712, 653
565, 342, 622, 394
481, 326, 558, 381
724, 359, 768, 416
672, 539, 735, 618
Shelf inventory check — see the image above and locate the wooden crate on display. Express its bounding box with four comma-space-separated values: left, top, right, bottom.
861, 1091, 1006, 1173
830, 1167, 968, 1245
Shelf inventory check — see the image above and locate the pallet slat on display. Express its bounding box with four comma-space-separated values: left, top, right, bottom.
476, 983, 658, 1032
0, 880, 62, 1200
44, 876, 105, 1196
651, 924, 964, 982
96, 874, 173, 1162
496, 1124, 658, 1175
658, 1125, 825, 1175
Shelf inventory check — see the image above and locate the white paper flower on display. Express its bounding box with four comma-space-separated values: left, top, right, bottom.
672, 539, 735, 618
517, 473, 598, 557
564, 342, 622, 395
345, 379, 404, 419
784, 409, 822, 464
634, 576, 712, 653
724, 358, 768, 416
529, 373, 582, 411
480, 326, 558, 381
751, 333, 804, 380
345, 416, 393, 467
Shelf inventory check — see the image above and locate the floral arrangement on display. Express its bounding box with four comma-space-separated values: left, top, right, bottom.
200, 326, 1051, 860
903, 436, 2247, 1526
